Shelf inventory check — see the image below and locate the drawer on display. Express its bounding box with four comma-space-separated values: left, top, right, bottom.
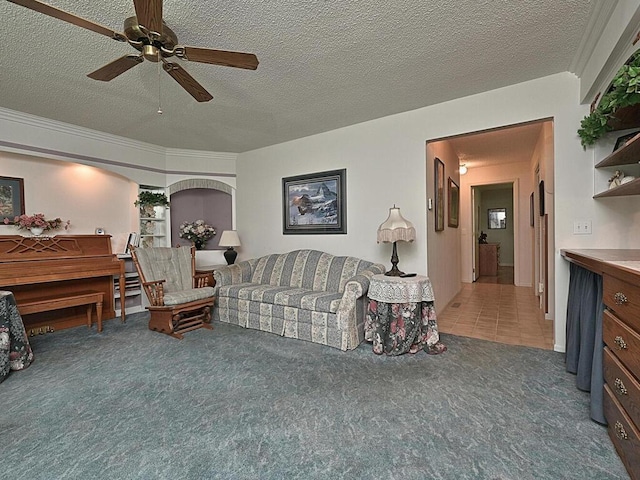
604, 385, 640, 480
604, 347, 640, 430
604, 310, 640, 381
604, 274, 640, 333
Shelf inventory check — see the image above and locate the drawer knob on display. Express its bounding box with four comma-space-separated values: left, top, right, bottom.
614, 421, 629, 441
614, 378, 628, 396
614, 336, 628, 350
614, 292, 628, 305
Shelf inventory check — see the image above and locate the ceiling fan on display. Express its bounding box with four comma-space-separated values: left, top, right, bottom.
7, 0, 259, 102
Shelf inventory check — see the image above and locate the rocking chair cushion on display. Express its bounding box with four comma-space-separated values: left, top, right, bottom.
163, 286, 215, 306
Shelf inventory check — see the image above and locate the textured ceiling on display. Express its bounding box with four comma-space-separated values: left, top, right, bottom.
447, 121, 547, 170
1, 0, 597, 153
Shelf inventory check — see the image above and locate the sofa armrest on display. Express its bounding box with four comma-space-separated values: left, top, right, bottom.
341, 263, 385, 298
213, 261, 253, 288
337, 267, 381, 322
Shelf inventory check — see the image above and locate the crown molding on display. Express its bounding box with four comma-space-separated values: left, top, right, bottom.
569, 1, 618, 76
0, 107, 165, 155
0, 107, 237, 178
165, 148, 238, 162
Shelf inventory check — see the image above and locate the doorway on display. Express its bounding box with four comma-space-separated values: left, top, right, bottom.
472, 182, 515, 285
426, 118, 554, 350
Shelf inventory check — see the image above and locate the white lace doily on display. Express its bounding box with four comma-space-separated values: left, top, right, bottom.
368, 274, 435, 303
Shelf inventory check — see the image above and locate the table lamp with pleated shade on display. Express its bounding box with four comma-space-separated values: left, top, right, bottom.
377, 206, 415, 276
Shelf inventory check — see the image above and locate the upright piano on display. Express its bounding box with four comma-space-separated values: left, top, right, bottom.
0, 235, 125, 332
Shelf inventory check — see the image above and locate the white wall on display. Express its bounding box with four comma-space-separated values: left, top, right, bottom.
237, 73, 593, 322
0, 151, 139, 252
426, 141, 462, 309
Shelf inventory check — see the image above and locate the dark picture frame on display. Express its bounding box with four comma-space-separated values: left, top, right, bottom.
530, 192, 535, 227
488, 208, 507, 229
0, 176, 25, 224
613, 131, 640, 152
539, 180, 545, 216
447, 177, 459, 228
434, 158, 445, 231
282, 168, 347, 235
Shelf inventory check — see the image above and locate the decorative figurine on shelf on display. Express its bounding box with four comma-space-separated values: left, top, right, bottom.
609, 170, 624, 189
478, 231, 488, 244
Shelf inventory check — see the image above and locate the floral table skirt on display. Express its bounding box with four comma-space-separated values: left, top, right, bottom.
365, 299, 446, 356
0, 291, 34, 383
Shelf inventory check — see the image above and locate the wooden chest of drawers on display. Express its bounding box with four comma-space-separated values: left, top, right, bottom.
603, 272, 640, 480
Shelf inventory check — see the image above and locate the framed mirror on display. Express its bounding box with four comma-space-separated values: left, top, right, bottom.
488, 208, 506, 229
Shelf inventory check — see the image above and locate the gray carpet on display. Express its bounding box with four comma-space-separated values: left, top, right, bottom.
1, 313, 629, 480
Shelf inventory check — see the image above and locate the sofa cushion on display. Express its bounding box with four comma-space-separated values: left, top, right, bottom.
218, 283, 342, 314
163, 286, 215, 306
249, 250, 376, 293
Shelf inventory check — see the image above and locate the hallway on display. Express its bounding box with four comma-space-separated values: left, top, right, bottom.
437, 282, 554, 350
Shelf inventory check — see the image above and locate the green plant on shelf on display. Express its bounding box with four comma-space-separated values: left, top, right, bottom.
578, 50, 640, 148
134, 191, 169, 207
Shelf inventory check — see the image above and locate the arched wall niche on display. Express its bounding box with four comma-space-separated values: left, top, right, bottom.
167, 179, 233, 196
167, 179, 234, 250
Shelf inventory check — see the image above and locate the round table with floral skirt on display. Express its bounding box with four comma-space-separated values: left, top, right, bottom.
365, 274, 446, 355
0, 291, 34, 383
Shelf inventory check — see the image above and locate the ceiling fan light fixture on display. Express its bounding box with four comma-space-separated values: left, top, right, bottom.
142, 44, 160, 62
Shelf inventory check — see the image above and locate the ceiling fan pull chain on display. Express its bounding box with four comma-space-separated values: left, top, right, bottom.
157, 49, 163, 115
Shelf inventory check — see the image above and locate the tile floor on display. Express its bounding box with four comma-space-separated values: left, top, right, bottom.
437, 281, 554, 350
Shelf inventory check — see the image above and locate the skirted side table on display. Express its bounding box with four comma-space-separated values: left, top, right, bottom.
365, 274, 446, 355
0, 291, 34, 383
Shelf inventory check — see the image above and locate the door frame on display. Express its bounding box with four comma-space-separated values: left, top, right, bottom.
470, 180, 518, 283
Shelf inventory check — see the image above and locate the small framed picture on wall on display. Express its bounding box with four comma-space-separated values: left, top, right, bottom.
0, 176, 25, 224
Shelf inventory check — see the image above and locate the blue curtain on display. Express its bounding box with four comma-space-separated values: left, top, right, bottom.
565, 262, 605, 424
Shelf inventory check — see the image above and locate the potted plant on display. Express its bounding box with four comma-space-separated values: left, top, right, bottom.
134, 191, 169, 218
578, 50, 640, 148
4, 213, 70, 236
179, 220, 216, 250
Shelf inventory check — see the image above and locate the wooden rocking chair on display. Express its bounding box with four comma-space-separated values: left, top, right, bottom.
130, 245, 214, 339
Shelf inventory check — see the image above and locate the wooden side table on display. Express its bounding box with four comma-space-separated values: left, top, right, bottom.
195, 264, 225, 287
365, 274, 446, 355
479, 243, 500, 276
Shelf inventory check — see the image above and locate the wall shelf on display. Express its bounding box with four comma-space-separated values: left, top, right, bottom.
595, 132, 640, 168
593, 130, 640, 198
593, 177, 640, 197
114, 254, 144, 316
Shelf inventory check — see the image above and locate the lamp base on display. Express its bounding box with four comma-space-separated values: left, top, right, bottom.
385, 265, 405, 277
223, 247, 238, 265
384, 241, 404, 276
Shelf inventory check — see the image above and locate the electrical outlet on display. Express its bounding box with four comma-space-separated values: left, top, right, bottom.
573, 220, 592, 235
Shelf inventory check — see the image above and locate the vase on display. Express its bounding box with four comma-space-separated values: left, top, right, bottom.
29, 227, 44, 236
194, 240, 205, 250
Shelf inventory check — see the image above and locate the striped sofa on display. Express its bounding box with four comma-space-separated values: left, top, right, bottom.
213, 250, 385, 350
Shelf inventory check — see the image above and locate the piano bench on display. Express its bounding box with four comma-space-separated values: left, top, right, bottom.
18, 291, 105, 333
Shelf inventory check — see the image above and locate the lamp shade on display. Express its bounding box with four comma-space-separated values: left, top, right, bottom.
377, 207, 416, 243
219, 230, 241, 247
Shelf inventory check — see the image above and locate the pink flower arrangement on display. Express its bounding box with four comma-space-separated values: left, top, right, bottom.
5, 213, 70, 232
179, 219, 215, 249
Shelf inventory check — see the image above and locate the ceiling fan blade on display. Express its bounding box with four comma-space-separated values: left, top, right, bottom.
87, 55, 144, 81
162, 62, 213, 102
7, 0, 126, 41
177, 46, 259, 70
133, 0, 163, 37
